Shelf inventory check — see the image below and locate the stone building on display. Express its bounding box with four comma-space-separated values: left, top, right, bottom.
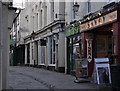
65, 0, 120, 85
16, 0, 65, 72
16, 0, 120, 80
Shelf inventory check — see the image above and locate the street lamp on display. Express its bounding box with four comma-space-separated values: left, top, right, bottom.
73, 2, 80, 13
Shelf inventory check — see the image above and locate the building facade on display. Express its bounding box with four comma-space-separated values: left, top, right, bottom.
16, 0, 65, 72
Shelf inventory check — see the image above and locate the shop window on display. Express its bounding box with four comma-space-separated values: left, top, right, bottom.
50, 36, 56, 65
72, 35, 82, 70
73, 43, 80, 58
73, 43, 80, 70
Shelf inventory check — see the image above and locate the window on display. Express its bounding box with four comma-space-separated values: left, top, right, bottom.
40, 10, 43, 28
86, 0, 91, 14
48, 36, 56, 65
33, 16, 34, 31
44, 6, 47, 25
36, 13, 38, 31
72, 1, 75, 21
51, 1, 54, 21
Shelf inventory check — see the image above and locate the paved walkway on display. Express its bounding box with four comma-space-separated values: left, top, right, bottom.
9, 66, 112, 90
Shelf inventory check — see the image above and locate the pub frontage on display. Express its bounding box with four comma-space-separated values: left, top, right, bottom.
66, 2, 120, 85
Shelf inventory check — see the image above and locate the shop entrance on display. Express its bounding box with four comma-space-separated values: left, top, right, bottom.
93, 25, 113, 84
27, 43, 30, 64
96, 35, 112, 58
67, 35, 82, 75
94, 25, 113, 62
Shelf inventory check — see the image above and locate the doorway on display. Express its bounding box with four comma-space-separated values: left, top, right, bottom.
27, 44, 30, 64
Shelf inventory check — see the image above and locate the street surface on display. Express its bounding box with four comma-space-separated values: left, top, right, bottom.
9, 66, 112, 90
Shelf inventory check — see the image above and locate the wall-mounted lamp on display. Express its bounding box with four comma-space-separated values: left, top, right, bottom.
72, 24, 75, 27
73, 2, 80, 13
79, 21, 81, 24
98, 12, 101, 16
111, 29, 114, 32
87, 17, 90, 20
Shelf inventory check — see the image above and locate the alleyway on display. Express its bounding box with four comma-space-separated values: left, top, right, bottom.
9, 66, 112, 90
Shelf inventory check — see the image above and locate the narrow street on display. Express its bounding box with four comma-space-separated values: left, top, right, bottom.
9, 66, 112, 90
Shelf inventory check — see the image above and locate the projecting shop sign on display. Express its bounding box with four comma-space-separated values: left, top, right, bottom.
86, 39, 92, 62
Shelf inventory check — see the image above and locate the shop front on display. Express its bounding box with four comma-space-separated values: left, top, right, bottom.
66, 25, 87, 76
80, 5, 120, 84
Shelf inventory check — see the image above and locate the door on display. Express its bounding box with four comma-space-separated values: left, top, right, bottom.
96, 35, 108, 58
96, 35, 112, 58
27, 44, 30, 64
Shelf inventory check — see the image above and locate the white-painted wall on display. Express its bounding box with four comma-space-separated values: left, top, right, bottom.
0, 2, 15, 90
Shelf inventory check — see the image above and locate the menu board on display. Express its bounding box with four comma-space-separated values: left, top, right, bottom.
75, 59, 88, 77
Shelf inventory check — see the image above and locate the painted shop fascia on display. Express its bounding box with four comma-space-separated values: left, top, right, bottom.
24, 20, 65, 43
80, 10, 117, 32
66, 25, 80, 37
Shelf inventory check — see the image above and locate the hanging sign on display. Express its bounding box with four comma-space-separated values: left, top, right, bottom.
86, 39, 92, 62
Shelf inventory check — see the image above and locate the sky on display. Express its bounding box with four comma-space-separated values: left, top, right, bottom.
13, 0, 25, 9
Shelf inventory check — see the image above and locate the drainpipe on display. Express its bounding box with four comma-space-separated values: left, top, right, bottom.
0, 2, 2, 90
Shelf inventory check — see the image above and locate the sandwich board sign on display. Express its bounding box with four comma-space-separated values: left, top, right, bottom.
94, 58, 111, 84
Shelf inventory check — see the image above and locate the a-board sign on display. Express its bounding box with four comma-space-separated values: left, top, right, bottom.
94, 58, 111, 84
75, 58, 88, 77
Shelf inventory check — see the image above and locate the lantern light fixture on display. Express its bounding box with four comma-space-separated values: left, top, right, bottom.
73, 2, 80, 13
